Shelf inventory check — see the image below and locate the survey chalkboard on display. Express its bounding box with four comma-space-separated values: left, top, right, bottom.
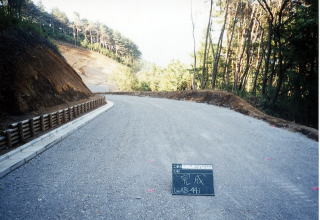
172, 164, 214, 196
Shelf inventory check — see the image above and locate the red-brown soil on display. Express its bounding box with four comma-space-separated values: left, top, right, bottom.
0, 27, 92, 129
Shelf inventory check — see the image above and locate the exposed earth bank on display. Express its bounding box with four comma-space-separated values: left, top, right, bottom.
0, 27, 92, 129
57, 41, 127, 92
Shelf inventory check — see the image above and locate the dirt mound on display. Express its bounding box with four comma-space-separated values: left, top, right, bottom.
107, 91, 318, 141
0, 27, 92, 115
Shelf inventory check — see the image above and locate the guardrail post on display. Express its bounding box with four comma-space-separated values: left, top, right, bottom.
49, 114, 53, 128
73, 106, 76, 117
40, 115, 45, 131
68, 107, 72, 120
63, 109, 66, 122
56, 112, 60, 125
18, 122, 25, 143
29, 118, 35, 137
5, 130, 12, 148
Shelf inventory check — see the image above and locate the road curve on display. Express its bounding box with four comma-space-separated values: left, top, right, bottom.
0, 95, 318, 219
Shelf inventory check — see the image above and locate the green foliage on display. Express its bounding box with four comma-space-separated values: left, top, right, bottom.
110, 67, 138, 91
193, 0, 318, 128
0, 6, 19, 30
110, 60, 192, 92
1, 0, 141, 67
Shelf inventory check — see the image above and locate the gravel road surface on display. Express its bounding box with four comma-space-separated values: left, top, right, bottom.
0, 95, 318, 219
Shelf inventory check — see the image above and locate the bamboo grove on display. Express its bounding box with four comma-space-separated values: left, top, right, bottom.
193, 0, 317, 128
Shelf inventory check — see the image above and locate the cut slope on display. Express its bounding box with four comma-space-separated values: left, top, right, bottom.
0, 27, 91, 115
57, 42, 128, 92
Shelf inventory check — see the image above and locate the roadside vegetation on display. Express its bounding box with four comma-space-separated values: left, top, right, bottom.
111, 60, 193, 92
188, 0, 318, 129
113, 0, 318, 129
0, 0, 141, 67
0, 0, 317, 129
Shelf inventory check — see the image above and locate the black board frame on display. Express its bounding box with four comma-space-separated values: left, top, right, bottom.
172, 164, 215, 196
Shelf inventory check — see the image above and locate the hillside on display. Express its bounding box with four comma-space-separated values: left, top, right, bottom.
57, 42, 129, 92
0, 27, 91, 119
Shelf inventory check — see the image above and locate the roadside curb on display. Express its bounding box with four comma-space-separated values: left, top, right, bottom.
0, 100, 114, 178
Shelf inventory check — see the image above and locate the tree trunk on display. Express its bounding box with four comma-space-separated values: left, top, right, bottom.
261, 19, 273, 95
222, 2, 239, 87
233, 24, 247, 90
200, 0, 213, 89
271, 0, 289, 104
239, 6, 257, 91
191, 0, 196, 90
252, 29, 265, 94
211, 0, 230, 89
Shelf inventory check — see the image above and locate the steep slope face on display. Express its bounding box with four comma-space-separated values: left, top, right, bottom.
57, 42, 128, 92
0, 28, 92, 114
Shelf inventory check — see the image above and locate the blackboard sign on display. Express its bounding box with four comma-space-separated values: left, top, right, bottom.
172, 164, 214, 196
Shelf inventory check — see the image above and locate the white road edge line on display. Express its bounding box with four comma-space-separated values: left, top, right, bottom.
0, 100, 114, 178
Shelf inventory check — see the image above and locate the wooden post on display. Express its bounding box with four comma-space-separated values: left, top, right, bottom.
63, 109, 66, 122
18, 122, 25, 143
40, 115, 45, 131
68, 107, 72, 120
56, 112, 60, 125
49, 114, 53, 128
29, 118, 35, 137
6, 130, 12, 148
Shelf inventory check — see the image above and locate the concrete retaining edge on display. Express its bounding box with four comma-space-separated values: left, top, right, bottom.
0, 100, 114, 178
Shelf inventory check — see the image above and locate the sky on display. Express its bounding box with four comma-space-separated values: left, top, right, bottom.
35, 0, 213, 66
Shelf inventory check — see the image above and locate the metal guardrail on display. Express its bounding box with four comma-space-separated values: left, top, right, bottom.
0, 96, 106, 150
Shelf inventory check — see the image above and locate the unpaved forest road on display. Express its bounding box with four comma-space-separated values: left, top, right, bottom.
0, 95, 318, 219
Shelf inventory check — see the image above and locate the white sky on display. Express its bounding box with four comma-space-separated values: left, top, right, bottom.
36, 0, 214, 66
